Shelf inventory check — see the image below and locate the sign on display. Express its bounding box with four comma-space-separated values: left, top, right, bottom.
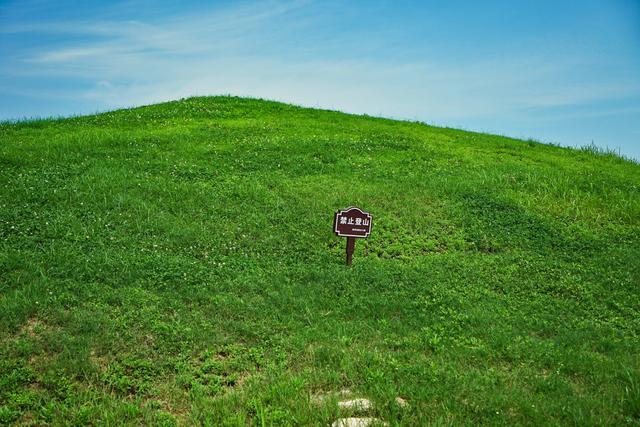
333, 207, 372, 265
334, 207, 372, 238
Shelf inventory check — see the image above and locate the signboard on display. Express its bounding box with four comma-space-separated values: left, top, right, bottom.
334, 207, 372, 238
333, 207, 372, 266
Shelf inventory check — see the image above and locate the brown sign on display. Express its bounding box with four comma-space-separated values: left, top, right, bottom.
333, 207, 372, 266
334, 207, 372, 238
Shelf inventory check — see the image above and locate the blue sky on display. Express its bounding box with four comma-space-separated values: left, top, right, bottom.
1, 0, 639, 160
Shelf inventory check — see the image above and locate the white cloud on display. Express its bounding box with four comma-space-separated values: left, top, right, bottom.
3, 0, 639, 131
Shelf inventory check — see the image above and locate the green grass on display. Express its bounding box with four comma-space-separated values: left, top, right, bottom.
1, 96, 639, 426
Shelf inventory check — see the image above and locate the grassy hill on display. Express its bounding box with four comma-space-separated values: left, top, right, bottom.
1, 96, 639, 425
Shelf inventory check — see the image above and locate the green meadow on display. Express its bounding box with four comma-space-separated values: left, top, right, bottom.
1, 96, 639, 425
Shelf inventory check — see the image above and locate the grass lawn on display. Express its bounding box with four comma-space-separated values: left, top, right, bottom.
1, 96, 639, 425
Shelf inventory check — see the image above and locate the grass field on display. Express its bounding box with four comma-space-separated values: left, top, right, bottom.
1, 96, 639, 425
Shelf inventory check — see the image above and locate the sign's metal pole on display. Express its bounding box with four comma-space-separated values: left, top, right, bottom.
346, 236, 355, 266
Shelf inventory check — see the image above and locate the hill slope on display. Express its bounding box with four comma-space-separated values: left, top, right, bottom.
1, 96, 639, 425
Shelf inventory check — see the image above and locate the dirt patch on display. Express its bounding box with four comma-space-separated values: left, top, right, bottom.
20, 317, 42, 337
143, 397, 190, 424
17, 316, 60, 340
89, 350, 111, 373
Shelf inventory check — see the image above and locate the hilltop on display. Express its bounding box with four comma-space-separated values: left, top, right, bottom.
1, 96, 639, 425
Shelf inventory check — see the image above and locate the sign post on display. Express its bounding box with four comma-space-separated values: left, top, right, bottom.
333, 207, 372, 266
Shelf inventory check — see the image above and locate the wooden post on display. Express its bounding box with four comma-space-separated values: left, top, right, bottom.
346, 236, 355, 266
334, 207, 372, 267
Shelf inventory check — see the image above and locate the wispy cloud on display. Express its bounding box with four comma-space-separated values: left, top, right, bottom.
10, 5, 637, 118
1, 0, 639, 158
